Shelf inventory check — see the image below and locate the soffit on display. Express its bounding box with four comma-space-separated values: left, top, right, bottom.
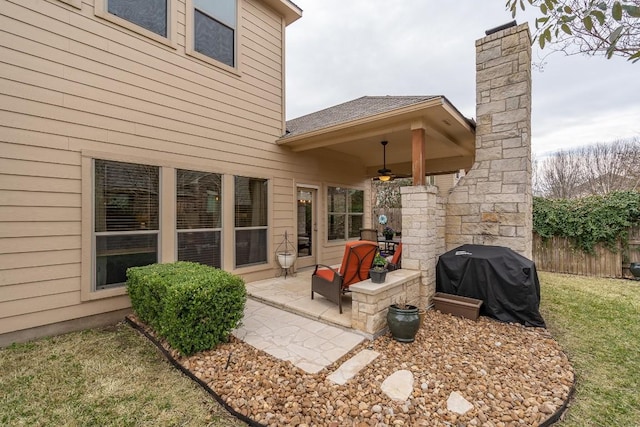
279, 96, 476, 176
261, 0, 302, 25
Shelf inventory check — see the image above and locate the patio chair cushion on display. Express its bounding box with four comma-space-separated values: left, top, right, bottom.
311, 241, 378, 313
314, 267, 336, 282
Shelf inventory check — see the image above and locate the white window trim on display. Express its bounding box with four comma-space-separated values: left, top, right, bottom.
94, 0, 177, 49
185, 0, 241, 76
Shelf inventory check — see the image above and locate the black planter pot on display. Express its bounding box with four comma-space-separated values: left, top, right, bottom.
630, 262, 640, 279
369, 268, 387, 284
387, 304, 420, 343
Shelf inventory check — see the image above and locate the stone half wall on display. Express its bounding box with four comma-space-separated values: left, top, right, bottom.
446, 23, 533, 259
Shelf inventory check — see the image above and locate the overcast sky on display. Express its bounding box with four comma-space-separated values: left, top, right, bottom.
284, 0, 639, 156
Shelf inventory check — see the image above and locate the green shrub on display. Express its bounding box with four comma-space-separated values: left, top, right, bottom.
126, 262, 187, 330
126, 262, 246, 356
533, 190, 640, 253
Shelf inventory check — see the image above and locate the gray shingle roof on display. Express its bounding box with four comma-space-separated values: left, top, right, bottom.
284, 95, 440, 138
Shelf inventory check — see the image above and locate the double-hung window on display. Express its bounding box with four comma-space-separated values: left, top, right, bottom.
327, 187, 364, 241
176, 169, 222, 268
193, 0, 237, 67
94, 160, 159, 290
105, 0, 168, 37
234, 176, 267, 267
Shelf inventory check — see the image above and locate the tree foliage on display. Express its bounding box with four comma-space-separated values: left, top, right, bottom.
533, 190, 640, 252
507, 0, 640, 61
372, 178, 412, 208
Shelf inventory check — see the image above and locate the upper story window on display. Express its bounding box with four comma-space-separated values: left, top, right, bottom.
193, 0, 237, 67
327, 187, 364, 241
106, 0, 168, 37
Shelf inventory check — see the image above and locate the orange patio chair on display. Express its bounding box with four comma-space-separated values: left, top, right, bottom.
311, 241, 378, 313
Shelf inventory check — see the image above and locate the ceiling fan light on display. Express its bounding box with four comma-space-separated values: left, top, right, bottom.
379, 174, 392, 182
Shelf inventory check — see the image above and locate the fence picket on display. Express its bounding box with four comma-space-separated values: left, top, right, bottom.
531, 228, 640, 278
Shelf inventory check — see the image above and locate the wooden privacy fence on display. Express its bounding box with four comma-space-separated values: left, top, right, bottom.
533, 226, 640, 278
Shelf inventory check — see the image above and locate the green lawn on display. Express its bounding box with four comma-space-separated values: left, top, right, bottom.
539, 272, 640, 426
0, 323, 245, 427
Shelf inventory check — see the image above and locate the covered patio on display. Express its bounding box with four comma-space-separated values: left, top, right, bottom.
276, 23, 534, 316
280, 95, 476, 186
245, 267, 421, 337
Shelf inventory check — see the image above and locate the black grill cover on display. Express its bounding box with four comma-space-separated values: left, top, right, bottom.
436, 244, 545, 327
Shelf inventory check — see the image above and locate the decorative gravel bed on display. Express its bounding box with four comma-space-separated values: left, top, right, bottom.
131, 309, 574, 427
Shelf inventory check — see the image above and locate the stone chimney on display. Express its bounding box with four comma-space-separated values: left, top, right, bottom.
445, 22, 533, 258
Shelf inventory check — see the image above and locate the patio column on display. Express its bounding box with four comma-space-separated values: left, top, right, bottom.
400, 185, 445, 309
411, 123, 426, 186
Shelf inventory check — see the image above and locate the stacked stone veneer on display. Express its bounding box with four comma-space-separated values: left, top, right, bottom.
397, 24, 533, 310
350, 270, 421, 337
400, 185, 446, 308
446, 23, 533, 259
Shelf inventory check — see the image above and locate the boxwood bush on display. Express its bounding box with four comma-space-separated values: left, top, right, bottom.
126, 262, 246, 356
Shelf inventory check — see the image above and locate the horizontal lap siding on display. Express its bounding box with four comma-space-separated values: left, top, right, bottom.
0, 0, 365, 336
0, 0, 281, 334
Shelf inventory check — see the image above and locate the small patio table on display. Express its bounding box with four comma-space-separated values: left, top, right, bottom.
377, 238, 401, 256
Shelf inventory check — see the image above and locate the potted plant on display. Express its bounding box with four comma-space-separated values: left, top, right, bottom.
383, 226, 395, 241
387, 297, 420, 343
630, 262, 640, 279
369, 253, 388, 284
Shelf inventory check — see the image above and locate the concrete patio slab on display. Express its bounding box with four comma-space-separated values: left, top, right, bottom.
245, 269, 352, 328
233, 299, 364, 374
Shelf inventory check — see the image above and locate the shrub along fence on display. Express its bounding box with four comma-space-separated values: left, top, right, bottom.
533, 226, 640, 279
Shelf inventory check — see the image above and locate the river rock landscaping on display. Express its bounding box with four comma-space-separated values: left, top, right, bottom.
132, 307, 574, 427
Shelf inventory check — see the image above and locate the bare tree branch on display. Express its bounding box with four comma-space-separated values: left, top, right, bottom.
537, 137, 640, 198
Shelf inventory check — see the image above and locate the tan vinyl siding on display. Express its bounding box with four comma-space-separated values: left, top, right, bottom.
0, 278, 79, 303
0, 295, 131, 335
0, 0, 363, 338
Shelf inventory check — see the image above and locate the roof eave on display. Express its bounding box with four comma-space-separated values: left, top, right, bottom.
262, 0, 302, 25
279, 97, 447, 146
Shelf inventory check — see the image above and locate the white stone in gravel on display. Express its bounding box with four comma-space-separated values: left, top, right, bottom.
372, 405, 382, 413
447, 391, 474, 415
381, 370, 414, 402
327, 349, 380, 385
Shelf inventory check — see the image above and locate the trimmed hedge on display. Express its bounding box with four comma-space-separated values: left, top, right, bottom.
127, 262, 246, 356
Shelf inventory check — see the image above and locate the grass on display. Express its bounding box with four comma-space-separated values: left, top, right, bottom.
539, 272, 640, 426
1, 273, 638, 426
0, 323, 245, 427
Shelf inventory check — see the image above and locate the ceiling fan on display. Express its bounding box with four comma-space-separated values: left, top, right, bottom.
374, 140, 410, 182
